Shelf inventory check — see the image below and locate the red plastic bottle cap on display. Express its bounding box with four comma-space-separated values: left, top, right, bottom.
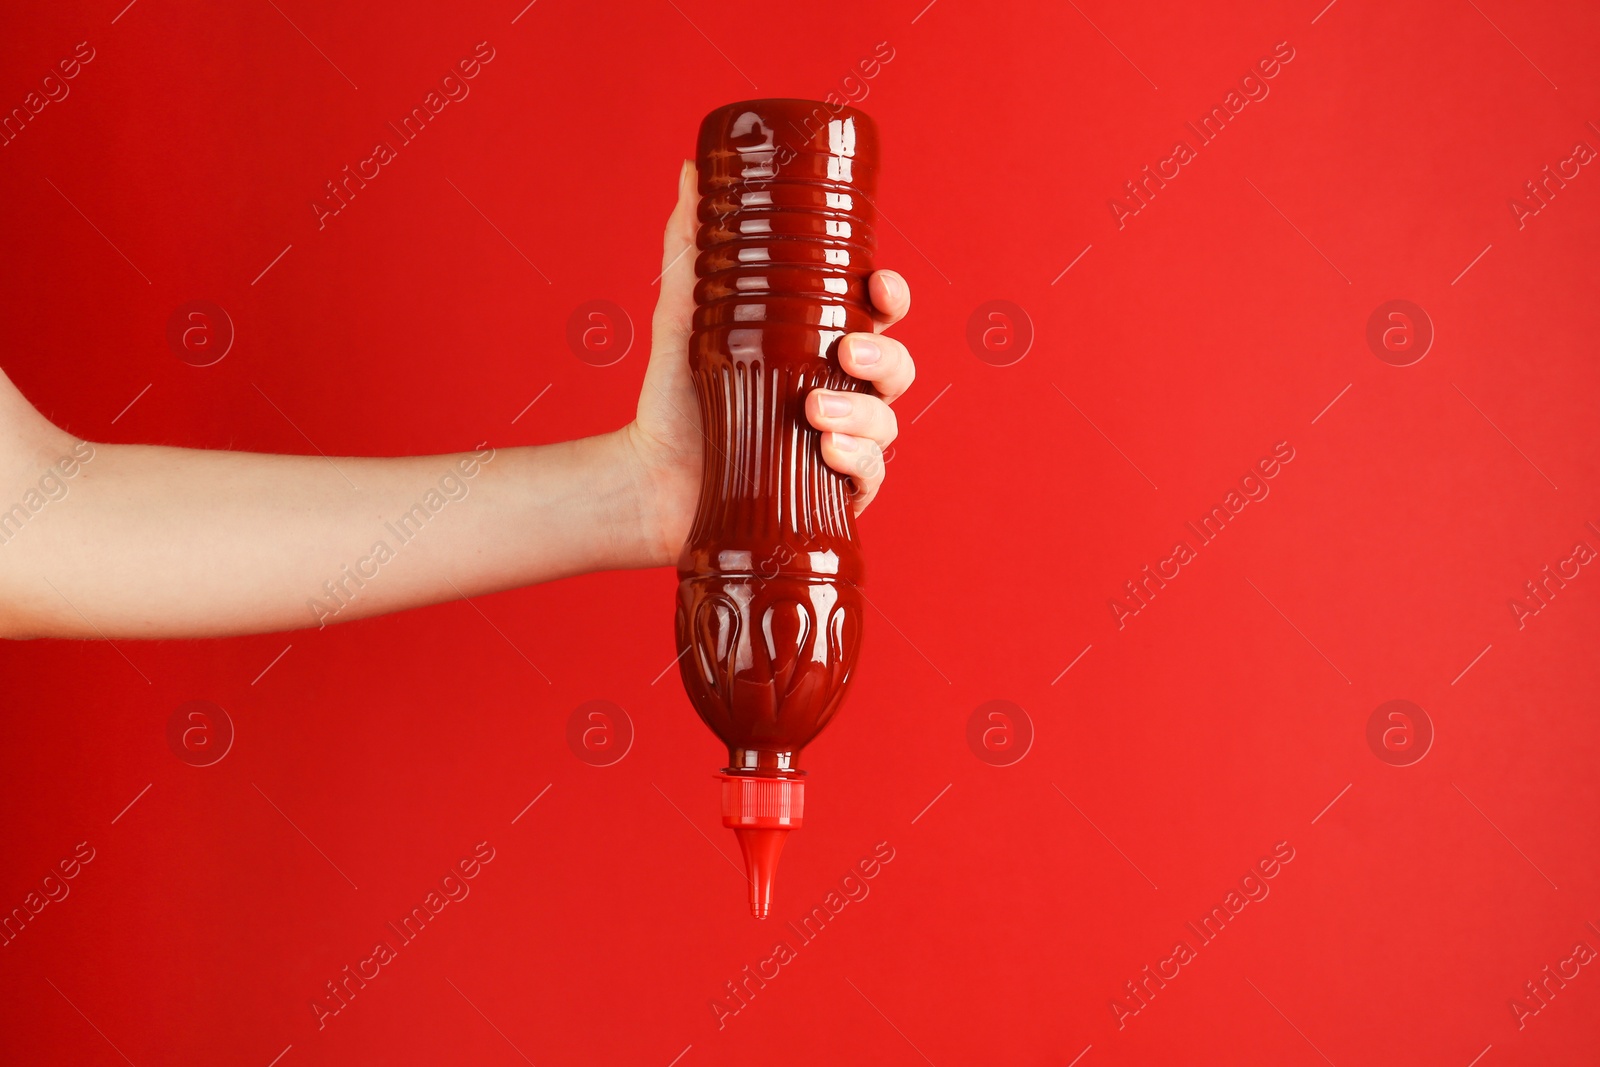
719, 774, 805, 829
718, 775, 804, 918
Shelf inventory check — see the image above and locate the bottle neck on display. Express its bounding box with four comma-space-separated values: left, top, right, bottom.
726, 747, 803, 776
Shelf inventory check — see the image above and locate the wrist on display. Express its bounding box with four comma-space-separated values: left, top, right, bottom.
603, 424, 680, 570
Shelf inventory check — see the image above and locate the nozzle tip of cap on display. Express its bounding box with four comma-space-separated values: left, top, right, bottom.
734, 826, 790, 920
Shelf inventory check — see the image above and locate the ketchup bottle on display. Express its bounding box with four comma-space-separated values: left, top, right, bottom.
675, 99, 879, 918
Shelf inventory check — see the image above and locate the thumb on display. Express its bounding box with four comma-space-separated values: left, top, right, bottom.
652, 159, 699, 346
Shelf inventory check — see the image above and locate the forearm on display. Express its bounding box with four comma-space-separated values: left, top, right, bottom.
0, 428, 657, 640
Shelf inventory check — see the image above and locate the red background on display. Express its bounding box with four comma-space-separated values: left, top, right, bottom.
2, 0, 1598, 1064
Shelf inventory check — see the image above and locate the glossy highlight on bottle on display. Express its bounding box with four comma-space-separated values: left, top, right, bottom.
675, 99, 880, 918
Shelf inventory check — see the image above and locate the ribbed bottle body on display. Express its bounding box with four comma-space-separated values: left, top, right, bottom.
675, 99, 879, 774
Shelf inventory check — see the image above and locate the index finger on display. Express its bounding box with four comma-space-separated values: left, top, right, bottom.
868, 270, 910, 331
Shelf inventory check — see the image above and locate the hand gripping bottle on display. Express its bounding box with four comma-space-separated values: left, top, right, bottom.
675, 99, 879, 918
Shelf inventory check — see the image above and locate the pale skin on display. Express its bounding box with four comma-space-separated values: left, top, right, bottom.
0, 161, 915, 640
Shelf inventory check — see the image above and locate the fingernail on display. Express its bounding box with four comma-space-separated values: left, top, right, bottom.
679, 159, 694, 195
831, 431, 858, 452
879, 273, 901, 304
819, 393, 852, 417
850, 337, 881, 366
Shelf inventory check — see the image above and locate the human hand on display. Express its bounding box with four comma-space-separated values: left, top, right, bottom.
621, 160, 916, 568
